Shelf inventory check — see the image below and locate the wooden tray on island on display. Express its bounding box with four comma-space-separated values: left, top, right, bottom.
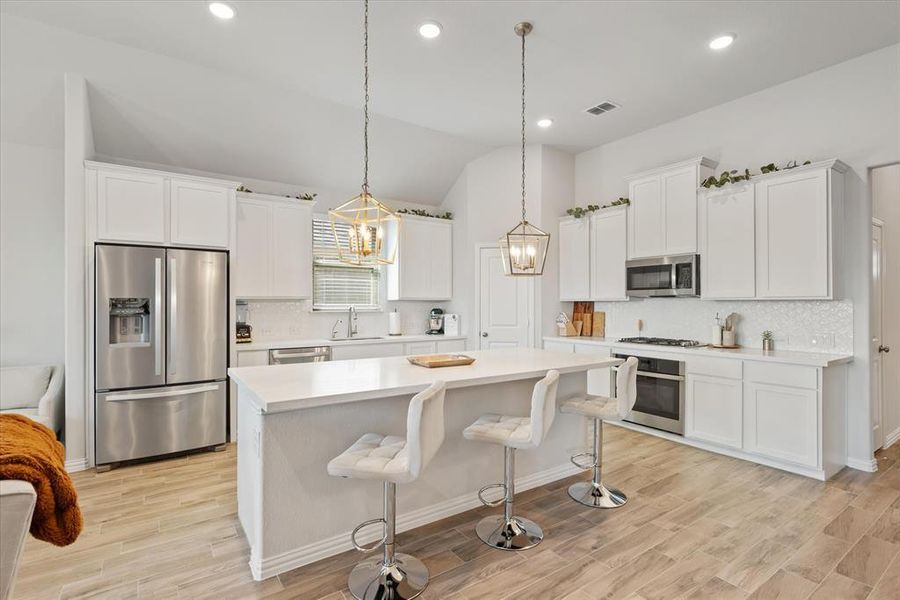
407, 354, 476, 368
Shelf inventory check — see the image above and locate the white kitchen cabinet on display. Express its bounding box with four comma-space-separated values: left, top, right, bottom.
558, 217, 590, 301
626, 157, 717, 259
574, 343, 612, 397
755, 166, 835, 299
544, 340, 575, 353
404, 341, 436, 355
170, 178, 230, 248
699, 184, 756, 299
237, 350, 269, 367
589, 208, 627, 301
331, 343, 405, 361
89, 162, 237, 248
386, 216, 452, 301
235, 192, 314, 299
686, 374, 742, 449
743, 381, 818, 468
96, 168, 167, 243
436, 339, 466, 353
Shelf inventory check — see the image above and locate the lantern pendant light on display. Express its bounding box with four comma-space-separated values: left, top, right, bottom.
328, 0, 399, 266
499, 22, 549, 276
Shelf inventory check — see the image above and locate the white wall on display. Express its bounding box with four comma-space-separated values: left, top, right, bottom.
0, 141, 65, 366
873, 164, 900, 446
575, 45, 900, 467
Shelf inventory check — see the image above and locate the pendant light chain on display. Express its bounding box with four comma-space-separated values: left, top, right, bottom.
362, 0, 370, 195
520, 27, 527, 225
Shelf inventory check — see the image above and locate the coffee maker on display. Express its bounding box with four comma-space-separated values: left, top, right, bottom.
426, 308, 444, 335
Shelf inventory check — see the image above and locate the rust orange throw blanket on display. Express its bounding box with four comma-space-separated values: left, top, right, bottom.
0, 414, 83, 545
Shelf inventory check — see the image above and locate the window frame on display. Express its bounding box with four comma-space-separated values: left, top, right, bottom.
311, 215, 383, 312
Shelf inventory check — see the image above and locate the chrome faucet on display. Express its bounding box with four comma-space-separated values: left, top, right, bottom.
331, 319, 343, 339
348, 306, 358, 338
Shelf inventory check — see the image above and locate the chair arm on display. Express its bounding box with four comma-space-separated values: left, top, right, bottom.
37, 365, 64, 431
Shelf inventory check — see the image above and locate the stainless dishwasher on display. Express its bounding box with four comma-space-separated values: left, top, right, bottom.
268, 346, 332, 365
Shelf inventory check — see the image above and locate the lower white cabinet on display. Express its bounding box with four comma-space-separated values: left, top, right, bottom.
543, 341, 574, 353
685, 374, 742, 449
743, 381, 818, 468
331, 343, 405, 361
542, 340, 610, 397
436, 339, 467, 353
236, 350, 268, 367
405, 341, 436, 355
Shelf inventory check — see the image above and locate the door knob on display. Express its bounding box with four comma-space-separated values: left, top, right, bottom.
482, 332, 488, 337
879, 345, 891, 353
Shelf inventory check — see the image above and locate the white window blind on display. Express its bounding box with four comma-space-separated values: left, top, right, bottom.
312, 218, 380, 310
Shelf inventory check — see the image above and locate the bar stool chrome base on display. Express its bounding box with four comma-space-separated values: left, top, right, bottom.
475, 514, 543, 551
347, 553, 428, 600
568, 480, 627, 508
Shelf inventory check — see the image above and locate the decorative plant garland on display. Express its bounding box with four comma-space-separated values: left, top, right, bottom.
565, 197, 630, 219
700, 160, 813, 189
236, 185, 318, 202
396, 208, 453, 220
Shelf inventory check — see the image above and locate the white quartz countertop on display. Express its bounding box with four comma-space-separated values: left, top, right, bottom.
229, 347, 620, 413
542, 336, 852, 367
235, 334, 466, 352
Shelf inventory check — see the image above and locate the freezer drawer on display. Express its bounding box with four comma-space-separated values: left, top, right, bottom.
95, 381, 226, 465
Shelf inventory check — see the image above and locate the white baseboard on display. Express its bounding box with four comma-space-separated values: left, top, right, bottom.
883, 427, 900, 450
846, 456, 878, 472
249, 461, 581, 581
65, 458, 88, 473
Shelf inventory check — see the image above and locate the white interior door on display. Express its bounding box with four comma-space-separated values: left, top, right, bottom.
873, 220, 884, 450
479, 246, 530, 349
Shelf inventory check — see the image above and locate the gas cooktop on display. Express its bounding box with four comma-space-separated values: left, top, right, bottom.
617, 337, 704, 348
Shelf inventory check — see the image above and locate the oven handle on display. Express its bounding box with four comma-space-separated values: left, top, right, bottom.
612, 367, 684, 382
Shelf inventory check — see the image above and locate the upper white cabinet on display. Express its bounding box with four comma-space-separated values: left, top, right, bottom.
589, 207, 628, 301
88, 162, 237, 248
558, 207, 627, 302
558, 217, 590, 301
626, 157, 717, 259
699, 184, 756, 299
170, 179, 230, 248
235, 192, 314, 299
386, 216, 452, 301
96, 168, 167, 243
755, 166, 837, 299
699, 160, 846, 300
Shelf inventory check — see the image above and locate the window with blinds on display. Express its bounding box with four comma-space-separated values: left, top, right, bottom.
312, 217, 381, 310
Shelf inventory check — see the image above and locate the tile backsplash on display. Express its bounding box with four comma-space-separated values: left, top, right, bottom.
241, 300, 446, 341
589, 298, 853, 353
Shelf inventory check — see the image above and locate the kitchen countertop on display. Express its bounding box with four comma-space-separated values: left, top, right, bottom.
234, 333, 466, 352
543, 336, 853, 368
228, 347, 620, 413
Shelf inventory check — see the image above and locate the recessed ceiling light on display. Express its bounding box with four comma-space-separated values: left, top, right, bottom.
708, 33, 735, 50
209, 2, 235, 20
537, 118, 553, 128
418, 21, 442, 39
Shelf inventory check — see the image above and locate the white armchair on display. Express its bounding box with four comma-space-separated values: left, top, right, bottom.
0, 364, 64, 436
0, 481, 37, 600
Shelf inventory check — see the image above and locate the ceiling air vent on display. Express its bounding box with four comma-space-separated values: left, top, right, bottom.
585, 101, 619, 115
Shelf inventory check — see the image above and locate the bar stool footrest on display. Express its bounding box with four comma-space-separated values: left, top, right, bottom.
570, 451, 598, 470
477, 483, 507, 507
350, 517, 388, 553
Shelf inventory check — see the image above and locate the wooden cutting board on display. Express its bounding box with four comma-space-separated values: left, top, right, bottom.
407, 354, 476, 368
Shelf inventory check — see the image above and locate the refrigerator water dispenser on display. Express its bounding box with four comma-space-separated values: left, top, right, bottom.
108, 298, 151, 345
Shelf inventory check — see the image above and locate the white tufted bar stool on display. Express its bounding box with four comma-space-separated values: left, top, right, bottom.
462, 370, 560, 551
327, 381, 446, 600
560, 356, 638, 508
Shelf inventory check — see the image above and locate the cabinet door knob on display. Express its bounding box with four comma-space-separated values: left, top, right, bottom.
879, 345, 891, 353
482, 332, 488, 338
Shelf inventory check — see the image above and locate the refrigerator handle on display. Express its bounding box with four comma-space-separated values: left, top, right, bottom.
154, 257, 163, 376
168, 256, 177, 376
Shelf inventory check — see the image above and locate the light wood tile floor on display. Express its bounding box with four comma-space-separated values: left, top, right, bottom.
15, 428, 900, 599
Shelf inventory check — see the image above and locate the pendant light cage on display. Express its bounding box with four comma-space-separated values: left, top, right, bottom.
329, 0, 400, 266
499, 21, 549, 277
328, 193, 399, 266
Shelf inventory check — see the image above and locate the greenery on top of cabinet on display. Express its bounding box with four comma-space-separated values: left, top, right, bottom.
395, 208, 453, 220
566, 197, 630, 218
700, 160, 813, 189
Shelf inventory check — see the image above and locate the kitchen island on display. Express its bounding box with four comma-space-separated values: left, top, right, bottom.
228, 347, 620, 580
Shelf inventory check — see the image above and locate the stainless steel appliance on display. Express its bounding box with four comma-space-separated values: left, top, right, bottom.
618, 337, 704, 348
626, 254, 700, 297
614, 353, 685, 435
427, 308, 444, 335
95, 244, 228, 466
268, 346, 332, 365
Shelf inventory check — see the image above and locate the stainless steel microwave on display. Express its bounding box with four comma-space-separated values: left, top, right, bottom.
626, 254, 700, 297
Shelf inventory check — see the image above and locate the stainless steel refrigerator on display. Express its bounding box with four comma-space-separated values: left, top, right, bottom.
95, 244, 228, 465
